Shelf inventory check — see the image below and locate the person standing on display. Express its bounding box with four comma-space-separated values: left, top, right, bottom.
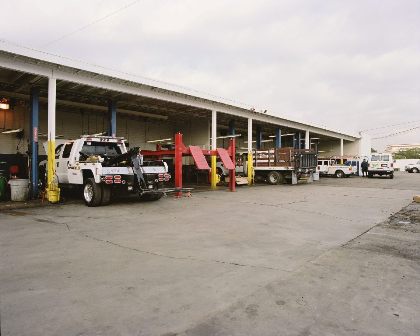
132, 148, 147, 189
361, 159, 369, 177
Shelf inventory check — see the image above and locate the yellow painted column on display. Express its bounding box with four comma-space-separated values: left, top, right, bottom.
247, 152, 253, 185
47, 139, 55, 188
247, 117, 253, 186
47, 75, 60, 203
211, 155, 217, 189
211, 110, 217, 190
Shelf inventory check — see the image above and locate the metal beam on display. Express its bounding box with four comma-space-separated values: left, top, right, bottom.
305, 130, 310, 149
108, 100, 116, 137
275, 128, 281, 148
211, 110, 217, 189
47, 74, 59, 203
30, 87, 39, 198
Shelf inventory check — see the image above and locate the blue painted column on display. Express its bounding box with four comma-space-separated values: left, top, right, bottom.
256, 126, 262, 149
108, 100, 116, 137
297, 132, 302, 149
275, 128, 282, 148
30, 87, 39, 198
228, 119, 235, 136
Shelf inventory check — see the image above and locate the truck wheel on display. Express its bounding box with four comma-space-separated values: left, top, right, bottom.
413, 168, 419, 173
101, 185, 112, 205
368, 172, 373, 178
83, 178, 102, 207
267, 171, 280, 185
335, 170, 344, 178
390, 173, 394, 179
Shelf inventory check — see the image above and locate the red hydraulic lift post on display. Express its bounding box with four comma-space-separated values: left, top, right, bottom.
143, 132, 236, 196
228, 138, 236, 192
174, 132, 184, 197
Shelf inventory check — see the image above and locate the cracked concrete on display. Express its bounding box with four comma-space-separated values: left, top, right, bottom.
0, 172, 419, 335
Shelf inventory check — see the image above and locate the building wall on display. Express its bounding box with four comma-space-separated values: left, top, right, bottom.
317, 135, 371, 158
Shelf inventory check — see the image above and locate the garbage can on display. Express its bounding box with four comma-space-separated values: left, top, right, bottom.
0, 176, 7, 200
8, 179, 29, 201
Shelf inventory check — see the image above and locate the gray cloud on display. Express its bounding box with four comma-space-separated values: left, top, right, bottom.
2, 0, 420, 150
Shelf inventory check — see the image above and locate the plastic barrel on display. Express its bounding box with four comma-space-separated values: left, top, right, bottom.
8, 179, 29, 202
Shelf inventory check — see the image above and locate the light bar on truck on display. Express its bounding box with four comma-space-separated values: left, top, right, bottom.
147, 138, 172, 143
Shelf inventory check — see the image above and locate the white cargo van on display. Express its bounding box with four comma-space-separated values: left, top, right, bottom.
368, 153, 394, 179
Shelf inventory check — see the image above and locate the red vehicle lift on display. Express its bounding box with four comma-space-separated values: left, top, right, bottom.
142, 132, 236, 196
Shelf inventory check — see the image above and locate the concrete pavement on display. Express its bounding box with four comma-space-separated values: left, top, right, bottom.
0, 172, 419, 335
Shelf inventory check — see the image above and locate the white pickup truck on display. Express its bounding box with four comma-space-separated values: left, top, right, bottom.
405, 160, 420, 173
46, 135, 171, 206
317, 159, 353, 178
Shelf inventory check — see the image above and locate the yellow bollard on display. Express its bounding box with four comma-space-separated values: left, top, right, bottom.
247, 152, 253, 185
47, 140, 60, 203
211, 155, 217, 189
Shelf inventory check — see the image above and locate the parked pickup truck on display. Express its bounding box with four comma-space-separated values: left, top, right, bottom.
405, 160, 420, 173
317, 159, 352, 178
45, 135, 172, 206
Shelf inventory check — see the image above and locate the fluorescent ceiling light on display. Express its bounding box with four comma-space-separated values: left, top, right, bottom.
261, 139, 273, 142
147, 138, 172, 143
93, 132, 107, 136
311, 137, 320, 140
244, 140, 256, 143
37, 133, 64, 138
269, 133, 296, 137
210, 133, 242, 140
2, 128, 22, 134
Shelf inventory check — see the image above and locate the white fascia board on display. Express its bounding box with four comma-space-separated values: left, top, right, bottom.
0, 49, 357, 141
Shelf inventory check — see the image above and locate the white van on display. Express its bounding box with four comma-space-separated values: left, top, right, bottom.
368, 153, 394, 179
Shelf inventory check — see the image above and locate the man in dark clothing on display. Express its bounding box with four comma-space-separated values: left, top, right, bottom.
361, 159, 369, 177
132, 148, 147, 189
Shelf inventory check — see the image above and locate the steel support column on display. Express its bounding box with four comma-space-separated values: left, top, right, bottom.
30, 87, 39, 199
211, 110, 217, 189
305, 130, 310, 149
340, 138, 344, 163
47, 75, 60, 203
247, 118, 253, 185
275, 128, 281, 148
108, 100, 116, 137
228, 119, 235, 135
256, 126, 262, 150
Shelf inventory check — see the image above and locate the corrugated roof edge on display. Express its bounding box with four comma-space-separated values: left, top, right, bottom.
0, 39, 359, 139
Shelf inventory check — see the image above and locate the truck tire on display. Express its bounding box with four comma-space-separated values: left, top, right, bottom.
335, 170, 344, 178
83, 178, 102, 207
101, 185, 112, 205
267, 171, 280, 185
390, 173, 394, 179
368, 172, 373, 178
413, 168, 419, 173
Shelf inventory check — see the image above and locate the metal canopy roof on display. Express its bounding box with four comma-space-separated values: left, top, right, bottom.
0, 40, 358, 141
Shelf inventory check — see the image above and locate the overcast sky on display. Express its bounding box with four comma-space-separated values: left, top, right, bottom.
2, 0, 420, 150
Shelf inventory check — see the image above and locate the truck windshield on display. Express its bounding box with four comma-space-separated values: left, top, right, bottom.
81, 141, 122, 157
